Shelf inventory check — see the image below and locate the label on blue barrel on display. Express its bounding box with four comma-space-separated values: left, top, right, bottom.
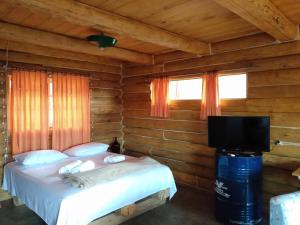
215, 180, 230, 198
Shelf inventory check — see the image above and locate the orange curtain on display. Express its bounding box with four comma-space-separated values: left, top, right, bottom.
150, 77, 169, 118
8, 69, 49, 155
200, 72, 221, 120
52, 73, 90, 151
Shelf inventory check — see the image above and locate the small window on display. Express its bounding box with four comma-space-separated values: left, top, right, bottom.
219, 74, 247, 99
169, 78, 202, 100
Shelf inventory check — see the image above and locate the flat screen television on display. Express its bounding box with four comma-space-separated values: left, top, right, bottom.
208, 116, 270, 152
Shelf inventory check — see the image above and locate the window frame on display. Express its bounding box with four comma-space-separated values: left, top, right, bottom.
168, 73, 247, 101
168, 77, 203, 100
217, 72, 247, 100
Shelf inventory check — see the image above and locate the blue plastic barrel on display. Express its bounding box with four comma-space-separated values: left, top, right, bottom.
215, 151, 263, 225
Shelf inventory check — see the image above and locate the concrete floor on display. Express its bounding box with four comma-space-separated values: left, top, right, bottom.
0, 186, 268, 225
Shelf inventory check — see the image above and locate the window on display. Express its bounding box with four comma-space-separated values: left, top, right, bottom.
8, 70, 90, 153
168, 74, 246, 100
169, 78, 202, 100
218, 74, 247, 99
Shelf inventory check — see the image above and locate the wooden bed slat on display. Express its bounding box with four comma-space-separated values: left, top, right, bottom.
89, 188, 169, 225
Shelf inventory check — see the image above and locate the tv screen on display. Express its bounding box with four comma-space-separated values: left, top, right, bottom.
208, 116, 270, 152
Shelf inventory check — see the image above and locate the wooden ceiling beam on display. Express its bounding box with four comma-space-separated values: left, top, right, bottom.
0, 22, 152, 64
155, 34, 277, 64
213, 0, 299, 41
5, 0, 210, 55
0, 39, 121, 67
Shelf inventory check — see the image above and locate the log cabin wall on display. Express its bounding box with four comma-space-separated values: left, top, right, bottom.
90, 71, 122, 145
122, 42, 300, 209
0, 58, 123, 201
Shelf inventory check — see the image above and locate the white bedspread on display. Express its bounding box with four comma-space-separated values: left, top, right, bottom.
2, 152, 177, 225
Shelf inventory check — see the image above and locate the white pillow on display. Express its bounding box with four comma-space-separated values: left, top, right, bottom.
64, 142, 109, 157
13, 150, 68, 166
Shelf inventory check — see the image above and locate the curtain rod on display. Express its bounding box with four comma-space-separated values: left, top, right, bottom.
0, 61, 92, 77
128, 68, 247, 81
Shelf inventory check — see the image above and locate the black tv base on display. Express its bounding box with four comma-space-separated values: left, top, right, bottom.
215, 149, 263, 225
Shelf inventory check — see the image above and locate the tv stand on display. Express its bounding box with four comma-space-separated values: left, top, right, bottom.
215, 150, 263, 225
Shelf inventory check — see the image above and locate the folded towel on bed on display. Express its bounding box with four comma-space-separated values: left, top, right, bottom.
59, 160, 95, 175
58, 160, 82, 174
104, 155, 125, 164
70, 160, 95, 174
62, 157, 162, 189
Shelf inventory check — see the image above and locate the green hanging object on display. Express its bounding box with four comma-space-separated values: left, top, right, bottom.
87, 33, 117, 49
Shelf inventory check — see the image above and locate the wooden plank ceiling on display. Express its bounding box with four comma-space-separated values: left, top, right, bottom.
0, 0, 298, 63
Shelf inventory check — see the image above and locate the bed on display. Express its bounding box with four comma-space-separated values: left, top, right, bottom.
2, 152, 177, 225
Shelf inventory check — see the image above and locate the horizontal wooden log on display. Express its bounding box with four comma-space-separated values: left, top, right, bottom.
123, 109, 201, 121
123, 118, 207, 133
91, 89, 121, 98
91, 105, 121, 114
263, 180, 299, 196
263, 153, 300, 171
156, 157, 214, 179
125, 53, 300, 78
126, 150, 214, 180
0, 22, 152, 64
171, 170, 197, 187
123, 83, 150, 93
93, 122, 121, 130
270, 144, 300, 158
92, 137, 118, 145
169, 110, 200, 121
123, 93, 150, 102
92, 113, 121, 123
91, 97, 121, 106
122, 74, 152, 84
124, 134, 214, 157
154, 34, 276, 64
90, 73, 121, 82
0, 39, 121, 66
154, 51, 196, 64
169, 100, 201, 111
124, 127, 163, 139
248, 68, 300, 87
163, 130, 208, 145
263, 166, 300, 188
248, 85, 300, 99
0, 51, 120, 74
164, 41, 300, 72
124, 101, 150, 110
271, 127, 300, 143
123, 64, 163, 77
222, 98, 300, 113
123, 109, 150, 119
90, 80, 121, 89
124, 142, 214, 168
211, 33, 275, 54
92, 131, 122, 140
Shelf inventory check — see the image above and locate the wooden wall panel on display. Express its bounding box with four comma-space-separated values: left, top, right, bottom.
90, 72, 122, 145
122, 51, 300, 212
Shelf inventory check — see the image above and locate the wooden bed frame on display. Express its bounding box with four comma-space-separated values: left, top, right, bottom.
12, 188, 170, 225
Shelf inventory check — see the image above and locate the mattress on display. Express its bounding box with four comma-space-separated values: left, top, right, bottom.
2, 152, 177, 225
